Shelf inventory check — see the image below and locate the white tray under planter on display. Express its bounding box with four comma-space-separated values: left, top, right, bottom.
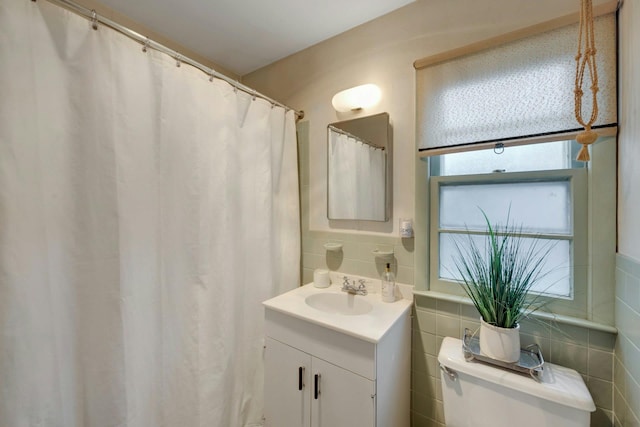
461, 328, 544, 382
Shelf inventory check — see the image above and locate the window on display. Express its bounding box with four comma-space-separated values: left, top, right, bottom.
414, 12, 618, 323
429, 141, 590, 316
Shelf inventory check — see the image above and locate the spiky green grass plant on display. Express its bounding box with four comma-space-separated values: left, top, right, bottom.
452, 211, 554, 329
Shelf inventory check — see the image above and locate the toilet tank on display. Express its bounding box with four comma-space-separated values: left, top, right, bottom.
438, 337, 595, 427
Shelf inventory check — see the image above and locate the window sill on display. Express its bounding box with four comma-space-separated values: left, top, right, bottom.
412, 289, 618, 334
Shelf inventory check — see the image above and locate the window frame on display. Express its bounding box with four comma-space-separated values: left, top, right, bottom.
429, 168, 589, 319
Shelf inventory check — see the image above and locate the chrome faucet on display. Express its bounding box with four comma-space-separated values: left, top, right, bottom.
341, 276, 368, 296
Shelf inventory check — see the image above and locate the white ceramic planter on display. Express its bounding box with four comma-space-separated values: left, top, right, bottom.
479, 318, 521, 363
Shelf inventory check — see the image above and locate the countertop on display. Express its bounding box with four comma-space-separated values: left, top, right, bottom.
262, 283, 413, 343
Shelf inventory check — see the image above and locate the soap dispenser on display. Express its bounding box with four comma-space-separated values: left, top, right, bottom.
381, 263, 395, 303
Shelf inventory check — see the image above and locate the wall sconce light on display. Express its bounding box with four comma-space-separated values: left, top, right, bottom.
331, 84, 381, 112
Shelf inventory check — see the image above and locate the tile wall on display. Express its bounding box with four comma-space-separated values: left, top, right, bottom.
614, 254, 640, 427
301, 230, 414, 287
410, 295, 616, 427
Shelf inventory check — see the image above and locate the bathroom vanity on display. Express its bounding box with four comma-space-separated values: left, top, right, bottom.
263, 283, 412, 427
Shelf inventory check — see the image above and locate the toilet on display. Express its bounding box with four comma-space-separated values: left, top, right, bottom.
438, 337, 596, 427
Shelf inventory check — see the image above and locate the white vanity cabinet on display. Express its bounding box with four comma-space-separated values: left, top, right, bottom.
265, 337, 375, 427
263, 295, 411, 427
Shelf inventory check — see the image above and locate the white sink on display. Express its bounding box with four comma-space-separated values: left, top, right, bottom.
263, 283, 413, 343
305, 292, 373, 315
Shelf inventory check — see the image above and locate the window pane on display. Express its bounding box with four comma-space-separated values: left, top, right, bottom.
439, 180, 571, 234
434, 141, 572, 176
439, 233, 572, 298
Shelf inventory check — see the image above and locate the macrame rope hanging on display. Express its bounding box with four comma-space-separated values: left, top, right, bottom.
574, 0, 599, 162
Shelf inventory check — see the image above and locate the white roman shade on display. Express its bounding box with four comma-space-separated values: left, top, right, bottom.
416, 13, 617, 156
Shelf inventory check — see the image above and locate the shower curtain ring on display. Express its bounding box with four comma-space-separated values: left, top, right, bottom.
252, 90, 257, 101
91, 10, 98, 30
175, 54, 182, 67
209, 70, 215, 82
494, 143, 505, 155
142, 38, 150, 53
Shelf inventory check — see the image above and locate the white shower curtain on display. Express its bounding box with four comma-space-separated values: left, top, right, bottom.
0, 1, 300, 426
328, 128, 385, 220
328, 131, 358, 219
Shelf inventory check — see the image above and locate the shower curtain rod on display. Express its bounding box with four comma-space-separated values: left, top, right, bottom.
34, 0, 305, 121
328, 125, 384, 150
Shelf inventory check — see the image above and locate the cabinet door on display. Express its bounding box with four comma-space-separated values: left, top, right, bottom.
264, 338, 311, 427
311, 357, 376, 427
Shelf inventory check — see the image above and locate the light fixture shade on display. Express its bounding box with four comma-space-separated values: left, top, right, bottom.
331, 84, 381, 112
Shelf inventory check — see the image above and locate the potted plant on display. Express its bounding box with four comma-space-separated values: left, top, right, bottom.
451, 211, 554, 363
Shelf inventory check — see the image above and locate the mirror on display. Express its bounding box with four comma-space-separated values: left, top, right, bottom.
327, 112, 391, 221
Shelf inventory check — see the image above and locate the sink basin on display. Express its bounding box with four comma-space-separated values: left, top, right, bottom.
263, 283, 413, 343
305, 292, 373, 316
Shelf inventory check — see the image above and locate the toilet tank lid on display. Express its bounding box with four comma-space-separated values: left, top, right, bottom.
438, 337, 596, 412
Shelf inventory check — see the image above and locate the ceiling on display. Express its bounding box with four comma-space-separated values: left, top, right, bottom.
96, 0, 415, 76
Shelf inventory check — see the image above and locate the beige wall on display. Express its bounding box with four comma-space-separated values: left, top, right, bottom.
617, 0, 640, 261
